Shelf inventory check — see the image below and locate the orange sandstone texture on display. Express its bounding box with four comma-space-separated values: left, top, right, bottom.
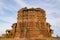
1, 7, 53, 38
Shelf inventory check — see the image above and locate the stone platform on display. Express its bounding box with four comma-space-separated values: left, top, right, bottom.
0, 38, 60, 40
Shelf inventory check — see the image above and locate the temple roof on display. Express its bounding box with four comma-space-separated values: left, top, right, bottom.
18, 7, 45, 12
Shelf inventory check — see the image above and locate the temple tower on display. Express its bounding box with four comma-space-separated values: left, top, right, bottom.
15, 7, 53, 38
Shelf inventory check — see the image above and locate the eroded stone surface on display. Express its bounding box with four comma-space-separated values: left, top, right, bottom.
1, 7, 53, 38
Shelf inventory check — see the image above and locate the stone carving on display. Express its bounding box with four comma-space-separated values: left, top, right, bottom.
1, 7, 53, 38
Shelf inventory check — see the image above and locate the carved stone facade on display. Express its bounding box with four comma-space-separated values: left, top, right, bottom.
1, 7, 53, 38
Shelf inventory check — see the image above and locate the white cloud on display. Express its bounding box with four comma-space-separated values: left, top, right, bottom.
0, 0, 18, 15
47, 18, 60, 27
46, 16, 60, 36
0, 16, 17, 36
0, 23, 12, 36
0, 0, 18, 36
14, 0, 31, 8
0, 17, 17, 23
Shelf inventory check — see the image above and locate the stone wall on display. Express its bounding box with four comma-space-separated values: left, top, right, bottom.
1, 7, 53, 38
15, 7, 53, 38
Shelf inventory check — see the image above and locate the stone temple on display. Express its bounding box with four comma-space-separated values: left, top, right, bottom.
1, 7, 53, 38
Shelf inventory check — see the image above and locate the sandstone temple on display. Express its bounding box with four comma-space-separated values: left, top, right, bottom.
1, 7, 53, 39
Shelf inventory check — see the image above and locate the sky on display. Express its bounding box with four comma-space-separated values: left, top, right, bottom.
0, 0, 60, 37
